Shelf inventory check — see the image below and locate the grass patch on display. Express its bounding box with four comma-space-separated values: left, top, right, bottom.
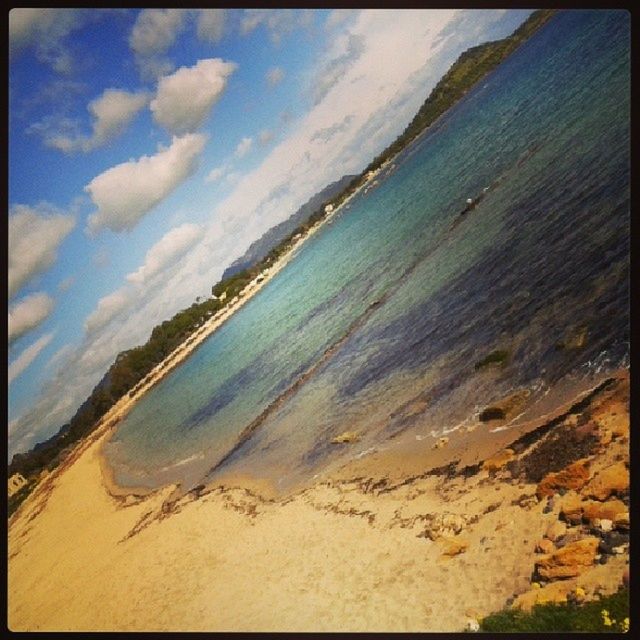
474, 349, 510, 371
480, 586, 629, 633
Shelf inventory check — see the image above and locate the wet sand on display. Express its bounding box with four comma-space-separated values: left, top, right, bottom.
8, 370, 629, 632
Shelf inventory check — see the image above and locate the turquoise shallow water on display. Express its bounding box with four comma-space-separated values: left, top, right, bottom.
103, 10, 629, 492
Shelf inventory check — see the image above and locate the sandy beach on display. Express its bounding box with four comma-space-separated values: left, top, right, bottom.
8, 369, 629, 632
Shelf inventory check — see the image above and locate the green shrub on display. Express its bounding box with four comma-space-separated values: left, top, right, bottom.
480, 586, 629, 633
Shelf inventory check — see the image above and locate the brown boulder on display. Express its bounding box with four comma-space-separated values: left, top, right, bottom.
535, 537, 599, 580
512, 579, 577, 612
482, 448, 515, 473
545, 520, 567, 542
582, 462, 628, 501
536, 459, 591, 499
581, 499, 627, 523
536, 539, 556, 554
559, 492, 585, 524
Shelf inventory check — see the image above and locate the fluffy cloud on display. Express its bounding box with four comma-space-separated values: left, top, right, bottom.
45, 88, 149, 153
129, 9, 185, 56
126, 223, 204, 286
84, 289, 132, 334
129, 9, 187, 79
9, 8, 85, 72
9, 333, 54, 385
235, 136, 253, 158
8, 293, 54, 344
151, 58, 237, 134
85, 133, 207, 233
266, 66, 285, 87
197, 9, 227, 43
9, 203, 76, 299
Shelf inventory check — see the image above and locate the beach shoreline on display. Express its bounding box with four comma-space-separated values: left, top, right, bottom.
8, 369, 629, 631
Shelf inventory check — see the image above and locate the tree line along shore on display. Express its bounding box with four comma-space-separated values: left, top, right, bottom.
8, 9, 557, 515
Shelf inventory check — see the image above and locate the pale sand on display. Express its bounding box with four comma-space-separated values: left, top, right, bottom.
8, 372, 629, 632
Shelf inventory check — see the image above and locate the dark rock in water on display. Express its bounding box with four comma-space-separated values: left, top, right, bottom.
555, 327, 588, 351
474, 349, 510, 371
479, 407, 506, 422
479, 390, 530, 423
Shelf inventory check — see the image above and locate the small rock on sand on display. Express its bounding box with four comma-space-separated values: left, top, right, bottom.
440, 537, 468, 556
433, 436, 449, 449
331, 431, 360, 444
536, 539, 555, 554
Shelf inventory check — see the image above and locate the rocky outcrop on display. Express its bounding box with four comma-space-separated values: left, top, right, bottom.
582, 462, 628, 501
536, 459, 590, 499
535, 537, 599, 580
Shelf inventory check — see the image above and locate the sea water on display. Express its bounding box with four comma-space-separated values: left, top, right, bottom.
103, 10, 630, 492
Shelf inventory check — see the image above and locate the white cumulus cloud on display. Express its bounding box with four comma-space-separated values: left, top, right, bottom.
126, 223, 204, 286
45, 88, 149, 153
9, 8, 85, 73
235, 136, 253, 158
85, 133, 207, 233
8, 292, 54, 344
9, 203, 76, 299
151, 58, 237, 134
9, 333, 55, 385
84, 289, 132, 334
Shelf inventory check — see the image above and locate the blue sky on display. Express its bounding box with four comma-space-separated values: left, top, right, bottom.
8, 8, 533, 458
